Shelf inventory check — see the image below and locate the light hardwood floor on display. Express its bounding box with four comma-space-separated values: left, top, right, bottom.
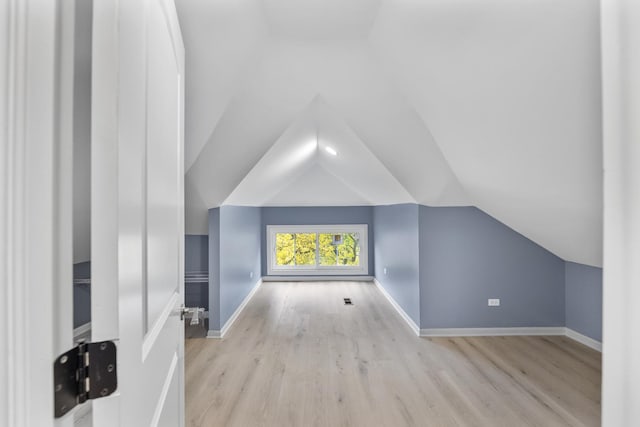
185, 282, 601, 427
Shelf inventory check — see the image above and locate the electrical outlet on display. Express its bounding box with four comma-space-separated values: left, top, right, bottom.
488, 298, 500, 307
383, 268, 388, 275
249, 272, 254, 279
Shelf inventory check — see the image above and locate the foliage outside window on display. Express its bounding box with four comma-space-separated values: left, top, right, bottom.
268, 225, 368, 275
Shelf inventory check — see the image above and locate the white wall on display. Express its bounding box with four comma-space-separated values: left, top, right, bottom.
601, 0, 640, 424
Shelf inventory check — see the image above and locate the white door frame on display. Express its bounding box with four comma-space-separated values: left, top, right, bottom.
1, 1, 68, 426
601, 0, 640, 425
1, 1, 186, 426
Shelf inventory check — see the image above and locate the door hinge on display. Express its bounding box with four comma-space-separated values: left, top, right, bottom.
53, 340, 117, 418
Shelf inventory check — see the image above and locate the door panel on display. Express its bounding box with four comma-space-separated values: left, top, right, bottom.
91, 0, 185, 426
145, 2, 182, 332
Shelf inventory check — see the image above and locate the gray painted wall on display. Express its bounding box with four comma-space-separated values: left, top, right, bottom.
261, 206, 374, 276
208, 208, 221, 330
185, 235, 208, 309
419, 206, 566, 329
201, 203, 600, 339
185, 235, 208, 272
219, 206, 262, 327
565, 262, 603, 341
373, 204, 421, 326
208, 206, 262, 332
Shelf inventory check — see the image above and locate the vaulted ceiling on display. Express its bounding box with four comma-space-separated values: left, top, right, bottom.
176, 0, 602, 267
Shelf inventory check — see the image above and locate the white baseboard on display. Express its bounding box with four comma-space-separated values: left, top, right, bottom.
206, 330, 221, 339
373, 278, 420, 336
205, 277, 604, 354
207, 278, 262, 339
420, 327, 566, 337
564, 327, 602, 352
418, 326, 602, 352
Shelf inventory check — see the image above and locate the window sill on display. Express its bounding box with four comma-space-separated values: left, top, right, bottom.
263, 275, 374, 282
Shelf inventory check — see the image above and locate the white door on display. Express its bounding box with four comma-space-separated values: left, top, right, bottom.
90, 1, 186, 426
2, 1, 185, 425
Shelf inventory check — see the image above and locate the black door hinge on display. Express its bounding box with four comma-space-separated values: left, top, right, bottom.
53, 340, 117, 418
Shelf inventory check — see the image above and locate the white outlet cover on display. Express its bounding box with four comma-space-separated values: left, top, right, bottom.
383, 268, 388, 275
488, 298, 501, 306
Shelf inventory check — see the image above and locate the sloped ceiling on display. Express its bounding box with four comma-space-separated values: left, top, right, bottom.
176, 0, 602, 267
225, 97, 416, 206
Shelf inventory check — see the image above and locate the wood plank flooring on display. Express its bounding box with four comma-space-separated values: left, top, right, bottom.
185, 282, 601, 427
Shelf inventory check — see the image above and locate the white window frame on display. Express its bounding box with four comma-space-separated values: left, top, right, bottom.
267, 224, 368, 276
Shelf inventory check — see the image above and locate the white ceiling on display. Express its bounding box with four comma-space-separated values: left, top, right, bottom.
176, 0, 603, 267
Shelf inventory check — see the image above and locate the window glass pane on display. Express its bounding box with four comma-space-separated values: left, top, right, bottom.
319, 233, 337, 266
337, 233, 360, 266
276, 233, 295, 266
295, 233, 316, 266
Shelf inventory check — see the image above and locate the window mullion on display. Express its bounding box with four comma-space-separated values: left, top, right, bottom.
315, 232, 319, 268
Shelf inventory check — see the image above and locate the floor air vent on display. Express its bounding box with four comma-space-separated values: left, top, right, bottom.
343, 298, 353, 305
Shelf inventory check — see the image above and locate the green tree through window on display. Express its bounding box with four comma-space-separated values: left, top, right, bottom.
276, 233, 317, 266
273, 228, 363, 271
275, 233, 295, 266
294, 233, 316, 266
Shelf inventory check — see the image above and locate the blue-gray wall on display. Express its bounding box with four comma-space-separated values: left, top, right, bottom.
208, 208, 221, 330
185, 235, 208, 272
199, 203, 601, 341
419, 206, 566, 329
261, 206, 374, 276
208, 206, 262, 332
565, 262, 603, 341
373, 204, 421, 326
185, 235, 208, 310
219, 206, 262, 327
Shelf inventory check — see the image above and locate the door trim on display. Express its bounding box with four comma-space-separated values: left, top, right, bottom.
143, 291, 180, 360
1, 1, 62, 426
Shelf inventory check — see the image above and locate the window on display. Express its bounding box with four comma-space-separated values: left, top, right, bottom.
267, 225, 368, 275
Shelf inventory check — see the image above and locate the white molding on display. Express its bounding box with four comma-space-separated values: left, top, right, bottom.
266, 224, 368, 276
206, 330, 221, 339
208, 279, 262, 339
263, 275, 373, 282
373, 279, 420, 336
2, 1, 60, 425
142, 292, 180, 361
564, 328, 602, 352
420, 327, 566, 337
418, 326, 602, 353
150, 353, 179, 427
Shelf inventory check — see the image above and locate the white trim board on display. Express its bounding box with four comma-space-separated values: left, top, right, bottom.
420, 327, 566, 337
266, 224, 369, 276
565, 328, 602, 352
421, 327, 602, 353
263, 275, 374, 282
207, 279, 262, 339
373, 279, 420, 336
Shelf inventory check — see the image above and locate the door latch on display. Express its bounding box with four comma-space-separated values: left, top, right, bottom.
178, 304, 190, 321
